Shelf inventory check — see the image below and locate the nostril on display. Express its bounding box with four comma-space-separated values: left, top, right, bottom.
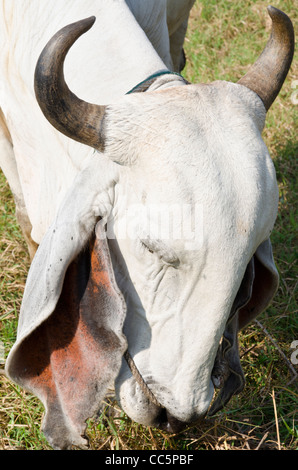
157, 408, 168, 429
167, 412, 187, 433
158, 409, 186, 433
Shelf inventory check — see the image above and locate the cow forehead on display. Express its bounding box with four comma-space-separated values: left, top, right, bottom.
109, 79, 276, 240
107, 81, 268, 191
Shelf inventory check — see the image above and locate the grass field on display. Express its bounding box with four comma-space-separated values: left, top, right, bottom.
0, 0, 297, 450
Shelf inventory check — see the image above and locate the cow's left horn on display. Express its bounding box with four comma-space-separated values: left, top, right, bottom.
34, 17, 106, 151
238, 6, 294, 111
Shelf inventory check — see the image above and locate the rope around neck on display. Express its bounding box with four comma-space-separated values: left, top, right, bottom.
126, 70, 188, 94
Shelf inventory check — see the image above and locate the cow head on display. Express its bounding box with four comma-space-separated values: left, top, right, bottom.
5, 7, 294, 449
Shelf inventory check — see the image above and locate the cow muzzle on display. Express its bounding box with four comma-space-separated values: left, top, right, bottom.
119, 350, 210, 432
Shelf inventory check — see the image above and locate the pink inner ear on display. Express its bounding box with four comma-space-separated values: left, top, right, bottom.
11, 231, 126, 449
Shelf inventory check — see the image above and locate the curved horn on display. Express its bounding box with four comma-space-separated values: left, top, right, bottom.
238, 6, 294, 111
34, 17, 106, 151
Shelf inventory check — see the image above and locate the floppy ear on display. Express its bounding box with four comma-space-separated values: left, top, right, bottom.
5, 162, 127, 450
238, 239, 279, 330
210, 239, 279, 415
210, 260, 254, 416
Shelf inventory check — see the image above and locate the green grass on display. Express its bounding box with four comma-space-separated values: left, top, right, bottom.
0, 0, 297, 450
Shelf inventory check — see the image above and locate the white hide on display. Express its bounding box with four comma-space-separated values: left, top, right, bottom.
0, 0, 192, 244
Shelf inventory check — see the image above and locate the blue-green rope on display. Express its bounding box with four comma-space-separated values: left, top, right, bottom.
125, 70, 186, 94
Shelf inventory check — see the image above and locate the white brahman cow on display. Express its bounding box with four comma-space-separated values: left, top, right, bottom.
1, 0, 294, 450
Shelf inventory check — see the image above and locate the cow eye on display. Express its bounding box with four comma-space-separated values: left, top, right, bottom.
140, 238, 180, 267
141, 240, 154, 254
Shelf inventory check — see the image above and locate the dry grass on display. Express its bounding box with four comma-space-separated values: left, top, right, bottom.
0, 0, 297, 451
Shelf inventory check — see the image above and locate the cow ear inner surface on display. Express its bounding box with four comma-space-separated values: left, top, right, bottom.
5, 222, 127, 450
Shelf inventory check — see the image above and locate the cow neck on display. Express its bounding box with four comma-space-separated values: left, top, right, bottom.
125, 70, 189, 94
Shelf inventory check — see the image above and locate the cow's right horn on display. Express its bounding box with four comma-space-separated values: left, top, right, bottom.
34, 17, 106, 152
238, 6, 294, 111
